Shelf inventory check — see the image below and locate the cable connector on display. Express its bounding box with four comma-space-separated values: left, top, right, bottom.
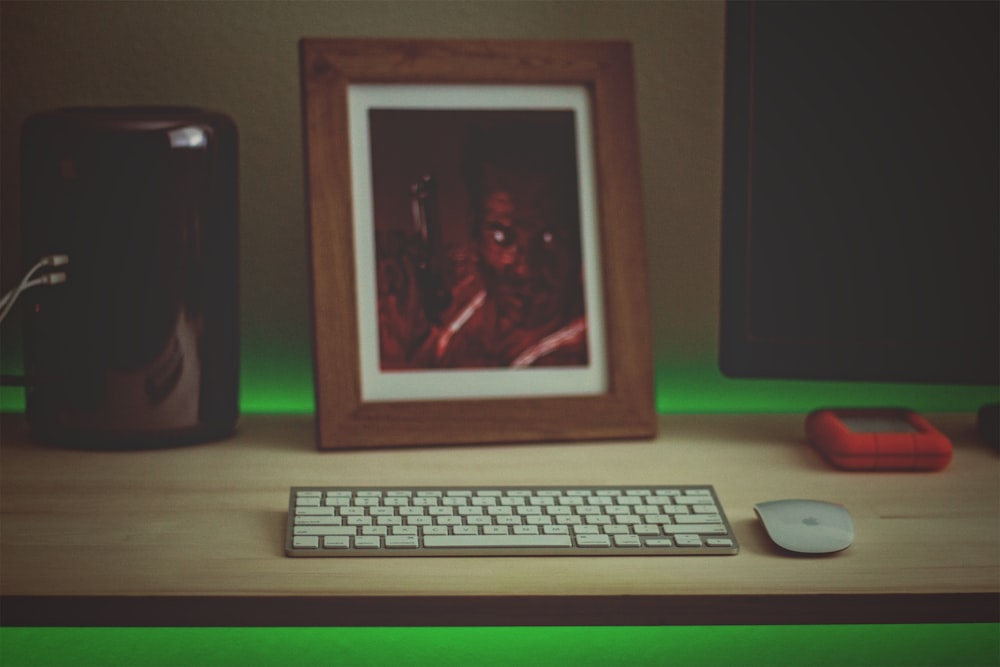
44, 254, 70, 268
33, 272, 67, 287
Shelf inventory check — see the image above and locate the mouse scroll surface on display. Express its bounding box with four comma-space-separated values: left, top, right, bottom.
754, 499, 854, 555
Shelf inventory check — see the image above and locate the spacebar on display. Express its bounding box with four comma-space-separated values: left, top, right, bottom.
423, 535, 573, 548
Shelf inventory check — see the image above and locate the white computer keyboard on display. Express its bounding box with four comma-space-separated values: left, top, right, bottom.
285, 485, 739, 557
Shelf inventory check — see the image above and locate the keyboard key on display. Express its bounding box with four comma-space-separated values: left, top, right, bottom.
323, 536, 350, 549
614, 535, 642, 548
706, 538, 736, 548
675, 514, 722, 524
660, 524, 728, 535
293, 536, 319, 549
385, 536, 419, 549
645, 538, 674, 547
424, 535, 572, 549
576, 535, 612, 547
294, 516, 343, 526
295, 507, 338, 516
676, 496, 716, 505
294, 526, 357, 536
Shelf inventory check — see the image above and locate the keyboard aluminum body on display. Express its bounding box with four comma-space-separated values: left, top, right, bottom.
286, 485, 739, 557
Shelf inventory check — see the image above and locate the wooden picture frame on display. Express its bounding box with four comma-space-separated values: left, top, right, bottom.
300, 38, 655, 449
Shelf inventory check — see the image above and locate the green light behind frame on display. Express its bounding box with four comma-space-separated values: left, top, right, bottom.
3, 355, 997, 415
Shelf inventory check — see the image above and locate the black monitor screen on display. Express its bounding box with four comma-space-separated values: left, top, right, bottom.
719, 1, 999, 385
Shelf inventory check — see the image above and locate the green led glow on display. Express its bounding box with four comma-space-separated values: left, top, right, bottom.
1, 625, 997, 667
656, 360, 1000, 414
0, 387, 24, 413
0, 348, 318, 415
4, 356, 997, 416
235, 355, 1000, 415
3, 332, 997, 416
0, 329, 25, 412
240, 350, 315, 414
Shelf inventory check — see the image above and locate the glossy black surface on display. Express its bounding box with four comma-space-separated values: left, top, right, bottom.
20, 107, 239, 447
719, 2, 999, 385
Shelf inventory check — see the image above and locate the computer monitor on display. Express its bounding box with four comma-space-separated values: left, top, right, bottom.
719, 1, 999, 387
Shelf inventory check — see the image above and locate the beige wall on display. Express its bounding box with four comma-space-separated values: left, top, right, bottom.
1, 1, 726, 397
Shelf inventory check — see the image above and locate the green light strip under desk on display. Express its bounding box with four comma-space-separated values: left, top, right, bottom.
2, 358, 997, 415
2, 625, 998, 667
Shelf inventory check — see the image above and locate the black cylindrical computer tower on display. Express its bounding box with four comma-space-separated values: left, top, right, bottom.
20, 107, 239, 448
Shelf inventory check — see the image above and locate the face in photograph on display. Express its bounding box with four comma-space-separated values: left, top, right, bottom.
370, 110, 588, 370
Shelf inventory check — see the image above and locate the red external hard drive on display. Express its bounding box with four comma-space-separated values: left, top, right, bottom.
805, 408, 953, 471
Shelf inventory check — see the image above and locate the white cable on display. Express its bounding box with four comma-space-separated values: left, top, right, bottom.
0, 255, 70, 324
0, 259, 46, 312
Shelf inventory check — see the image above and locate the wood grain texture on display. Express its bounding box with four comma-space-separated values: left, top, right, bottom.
1, 412, 996, 625
299, 38, 655, 449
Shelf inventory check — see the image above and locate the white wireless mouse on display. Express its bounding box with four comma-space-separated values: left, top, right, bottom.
753, 499, 854, 554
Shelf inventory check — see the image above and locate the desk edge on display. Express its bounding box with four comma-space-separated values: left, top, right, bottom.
2, 593, 997, 626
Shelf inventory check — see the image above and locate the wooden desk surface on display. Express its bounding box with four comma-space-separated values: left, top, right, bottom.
1, 412, 997, 626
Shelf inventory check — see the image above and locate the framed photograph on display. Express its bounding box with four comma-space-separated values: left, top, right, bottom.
300, 38, 655, 449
